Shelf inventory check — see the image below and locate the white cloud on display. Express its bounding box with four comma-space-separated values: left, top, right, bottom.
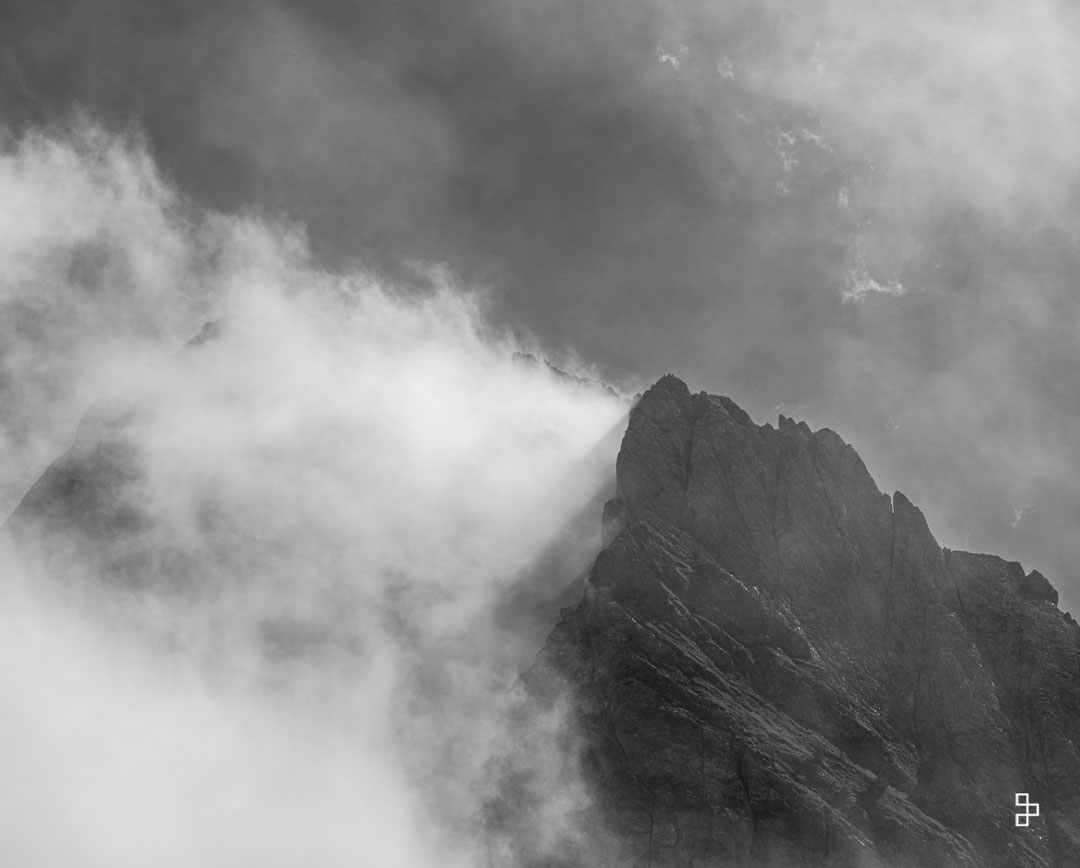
0, 120, 628, 867
841, 244, 906, 303
1012, 503, 1032, 530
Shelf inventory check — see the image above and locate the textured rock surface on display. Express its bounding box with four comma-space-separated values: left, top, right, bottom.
526, 375, 1080, 867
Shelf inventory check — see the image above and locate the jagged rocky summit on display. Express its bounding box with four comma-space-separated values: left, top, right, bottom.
523, 375, 1080, 868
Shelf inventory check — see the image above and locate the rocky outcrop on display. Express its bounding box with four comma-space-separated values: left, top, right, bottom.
4, 398, 150, 583
525, 375, 1080, 867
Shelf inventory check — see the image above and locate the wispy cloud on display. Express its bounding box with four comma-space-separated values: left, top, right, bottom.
0, 119, 628, 867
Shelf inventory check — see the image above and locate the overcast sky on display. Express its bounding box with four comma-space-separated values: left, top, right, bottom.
3, 0, 1080, 613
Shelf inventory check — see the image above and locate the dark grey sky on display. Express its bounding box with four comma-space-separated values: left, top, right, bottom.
3, 0, 1079, 611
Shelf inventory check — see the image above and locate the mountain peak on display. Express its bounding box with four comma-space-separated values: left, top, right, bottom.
526, 376, 1079, 866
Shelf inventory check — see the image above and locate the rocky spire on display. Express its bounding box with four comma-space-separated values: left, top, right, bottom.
525, 375, 1080, 867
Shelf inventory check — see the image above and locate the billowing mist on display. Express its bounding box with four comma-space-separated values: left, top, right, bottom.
0, 122, 627, 866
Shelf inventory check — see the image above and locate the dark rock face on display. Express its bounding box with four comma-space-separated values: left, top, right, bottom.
4, 398, 151, 582
526, 376, 1080, 867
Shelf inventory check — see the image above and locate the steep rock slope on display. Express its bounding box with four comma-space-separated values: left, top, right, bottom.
526, 375, 1080, 867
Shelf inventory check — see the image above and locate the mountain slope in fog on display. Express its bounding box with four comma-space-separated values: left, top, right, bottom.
6, 369, 1080, 867
525, 375, 1080, 867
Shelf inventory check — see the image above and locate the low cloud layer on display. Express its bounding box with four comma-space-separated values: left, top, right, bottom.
0, 122, 627, 866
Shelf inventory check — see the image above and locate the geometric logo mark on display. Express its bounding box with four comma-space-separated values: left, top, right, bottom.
1015, 793, 1040, 827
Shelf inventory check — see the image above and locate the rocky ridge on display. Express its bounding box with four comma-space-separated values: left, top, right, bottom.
524, 375, 1080, 867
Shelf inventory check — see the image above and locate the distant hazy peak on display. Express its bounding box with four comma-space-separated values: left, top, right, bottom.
510, 351, 621, 399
